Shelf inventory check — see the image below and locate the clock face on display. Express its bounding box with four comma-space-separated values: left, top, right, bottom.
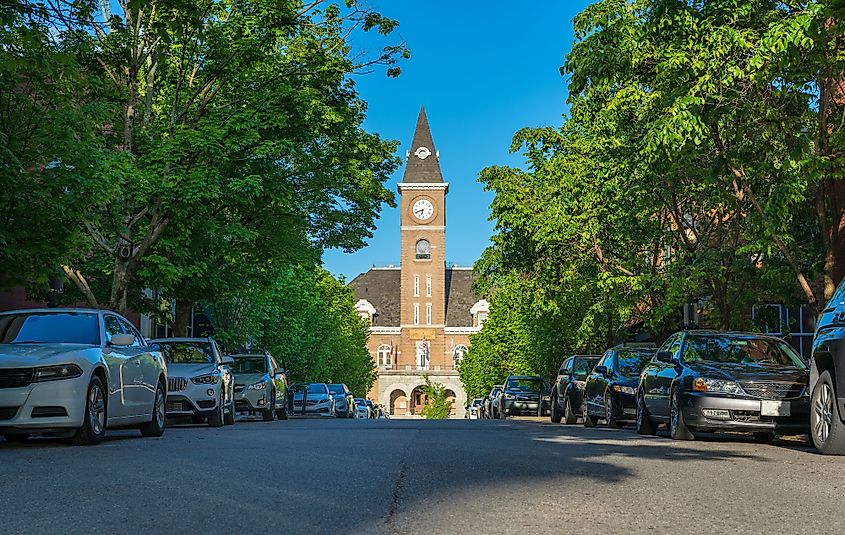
412, 199, 434, 221
414, 146, 431, 160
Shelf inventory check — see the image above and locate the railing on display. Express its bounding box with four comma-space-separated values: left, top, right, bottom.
378, 364, 458, 372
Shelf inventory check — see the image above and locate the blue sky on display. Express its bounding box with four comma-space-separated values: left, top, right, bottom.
322, 1, 593, 280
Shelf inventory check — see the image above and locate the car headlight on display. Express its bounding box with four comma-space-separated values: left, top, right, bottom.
191, 374, 220, 385
619, 386, 636, 395
541, 395, 551, 401
693, 378, 741, 394
33, 364, 83, 382
504, 393, 514, 399
248, 381, 267, 390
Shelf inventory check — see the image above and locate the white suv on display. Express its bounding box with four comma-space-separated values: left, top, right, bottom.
150, 337, 235, 427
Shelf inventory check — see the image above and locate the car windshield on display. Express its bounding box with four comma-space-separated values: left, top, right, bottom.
157, 342, 215, 364
573, 357, 599, 377
307, 383, 327, 395
230, 356, 267, 374
683, 335, 806, 368
0, 312, 100, 345
328, 384, 346, 395
506, 378, 547, 393
617, 349, 657, 376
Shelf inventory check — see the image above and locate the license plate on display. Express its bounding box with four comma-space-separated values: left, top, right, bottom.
761, 400, 790, 417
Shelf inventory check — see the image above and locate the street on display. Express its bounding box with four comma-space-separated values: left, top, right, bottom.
2, 417, 843, 534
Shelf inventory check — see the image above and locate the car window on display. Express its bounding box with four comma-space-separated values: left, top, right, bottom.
505, 378, 547, 394
617, 349, 657, 376
682, 334, 806, 368
572, 357, 598, 379
660, 334, 683, 358
231, 356, 268, 374
116, 318, 143, 347
0, 311, 101, 345
104, 315, 124, 343
157, 341, 215, 364
308, 383, 327, 395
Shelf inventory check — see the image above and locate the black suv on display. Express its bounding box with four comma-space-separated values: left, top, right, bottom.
500, 375, 550, 418
582, 344, 656, 428
550, 355, 600, 424
810, 280, 845, 454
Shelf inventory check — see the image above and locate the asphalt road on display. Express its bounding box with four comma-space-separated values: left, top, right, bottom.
1, 416, 843, 535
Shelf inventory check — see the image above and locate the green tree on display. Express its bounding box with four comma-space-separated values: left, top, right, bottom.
419, 376, 452, 420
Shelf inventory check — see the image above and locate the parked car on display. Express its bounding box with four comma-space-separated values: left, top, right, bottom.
354, 398, 371, 419
150, 337, 236, 427
466, 398, 484, 419
550, 354, 600, 424
291, 382, 335, 417
582, 344, 656, 428
478, 395, 489, 419
375, 404, 389, 419
229, 352, 288, 421
500, 375, 550, 418
637, 331, 809, 442
328, 383, 355, 418
810, 280, 845, 453
484, 386, 503, 419
0, 308, 167, 445
366, 399, 377, 419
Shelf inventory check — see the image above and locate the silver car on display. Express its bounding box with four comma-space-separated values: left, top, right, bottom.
150, 337, 235, 427
354, 398, 370, 419
230, 353, 289, 421
291, 383, 335, 416
328, 383, 355, 418
0, 308, 167, 445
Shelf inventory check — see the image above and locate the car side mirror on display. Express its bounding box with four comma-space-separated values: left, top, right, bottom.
273, 372, 284, 380
594, 365, 608, 376
656, 351, 674, 363
221, 356, 235, 366
109, 334, 135, 347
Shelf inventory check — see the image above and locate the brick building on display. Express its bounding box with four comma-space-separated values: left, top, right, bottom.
349, 108, 487, 417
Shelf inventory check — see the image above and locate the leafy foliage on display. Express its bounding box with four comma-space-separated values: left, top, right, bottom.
418, 376, 453, 420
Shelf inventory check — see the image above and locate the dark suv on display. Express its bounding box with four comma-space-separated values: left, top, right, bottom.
550, 355, 600, 424
500, 375, 550, 418
810, 280, 845, 454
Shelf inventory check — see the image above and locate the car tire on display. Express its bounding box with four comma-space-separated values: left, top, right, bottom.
753, 432, 776, 444
564, 396, 578, 425
550, 394, 562, 423
582, 400, 597, 427
669, 389, 695, 441
500, 405, 507, 420
605, 393, 624, 428
262, 390, 276, 422
224, 388, 236, 426
208, 390, 225, 428
636, 391, 658, 436
140, 380, 166, 438
71, 375, 107, 446
811, 370, 845, 454
276, 397, 289, 420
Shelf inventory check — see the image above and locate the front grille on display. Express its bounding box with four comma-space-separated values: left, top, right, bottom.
0, 407, 20, 420
0, 368, 35, 389
731, 410, 760, 422
740, 382, 804, 400
168, 377, 188, 392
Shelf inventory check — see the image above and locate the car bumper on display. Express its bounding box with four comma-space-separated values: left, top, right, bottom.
165, 380, 222, 416
610, 392, 638, 422
0, 375, 88, 432
682, 393, 810, 433
234, 386, 271, 412
502, 399, 550, 415
292, 400, 333, 415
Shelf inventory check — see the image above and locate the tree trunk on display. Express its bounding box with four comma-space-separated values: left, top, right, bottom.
173, 299, 194, 337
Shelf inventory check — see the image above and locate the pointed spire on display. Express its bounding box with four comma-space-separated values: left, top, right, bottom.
402, 106, 443, 183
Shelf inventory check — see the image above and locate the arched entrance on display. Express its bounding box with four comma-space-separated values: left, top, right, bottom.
411, 385, 427, 415
444, 389, 457, 417
389, 389, 407, 416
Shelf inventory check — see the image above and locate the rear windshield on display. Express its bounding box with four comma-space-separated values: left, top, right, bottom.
617, 350, 657, 376
573, 357, 599, 376
505, 378, 547, 393
157, 342, 215, 364
231, 356, 267, 374
0, 312, 100, 345
683, 335, 806, 368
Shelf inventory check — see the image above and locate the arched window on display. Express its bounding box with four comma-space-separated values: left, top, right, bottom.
415, 239, 431, 260
453, 344, 468, 368
377, 344, 392, 368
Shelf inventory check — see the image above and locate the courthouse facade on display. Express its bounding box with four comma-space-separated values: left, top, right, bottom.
349, 108, 487, 417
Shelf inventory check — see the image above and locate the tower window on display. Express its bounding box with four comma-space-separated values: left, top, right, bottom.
426, 275, 432, 297
414, 275, 420, 297
414, 303, 420, 326
426, 303, 432, 325
415, 239, 431, 260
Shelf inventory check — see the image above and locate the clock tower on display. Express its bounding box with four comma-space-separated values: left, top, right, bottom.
398, 107, 449, 369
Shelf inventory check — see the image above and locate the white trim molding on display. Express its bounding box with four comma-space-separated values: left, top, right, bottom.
355, 299, 376, 317
470, 299, 490, 315
401, 225, 445, 231
444, 326, 482, 335
370, 326, 401, 335
398, 182, 449, 193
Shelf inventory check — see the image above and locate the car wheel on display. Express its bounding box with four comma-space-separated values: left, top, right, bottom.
276, 395, 289, 420
550, 394, 562, 423
582, 400, 597, 427
208, 389, 225, 428
224, 388, 236, 425
753, 432, 776, 444
811, 370, 845, 454
636, 391, 657, 436
564, 396, 577, 425
500, 405, 507, 420
140, 380, 166, 438
669, 389, 695, 441
605, 393, 623, 428
262, 390, 276, 422
71, 375, 107, 446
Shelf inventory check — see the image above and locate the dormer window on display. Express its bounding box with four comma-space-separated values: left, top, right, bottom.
415, 239, 431, 260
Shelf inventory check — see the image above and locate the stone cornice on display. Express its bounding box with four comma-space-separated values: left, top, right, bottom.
397, 182, 449, 193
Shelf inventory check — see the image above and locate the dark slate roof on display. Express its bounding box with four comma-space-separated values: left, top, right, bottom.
348, 268, 401, 327
445, 268, 480, 328
402, 106, 444, 183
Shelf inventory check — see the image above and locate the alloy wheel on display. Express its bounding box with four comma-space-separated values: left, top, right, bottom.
670, 393, 679, 433
88, 383, 106, 435
154, 387, 165, 428
814, 382, 834, 443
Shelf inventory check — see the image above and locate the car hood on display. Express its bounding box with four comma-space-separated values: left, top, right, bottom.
167, 363, 217, 377
686, 362, 808, 382
0, 343, 99, 367
234, 373, 267, 386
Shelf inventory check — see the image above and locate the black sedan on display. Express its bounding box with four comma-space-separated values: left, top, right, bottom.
500, 375, 550, 418
637, 331, 809, 442
582, 344, 656, 428
550, 355, 600, 424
